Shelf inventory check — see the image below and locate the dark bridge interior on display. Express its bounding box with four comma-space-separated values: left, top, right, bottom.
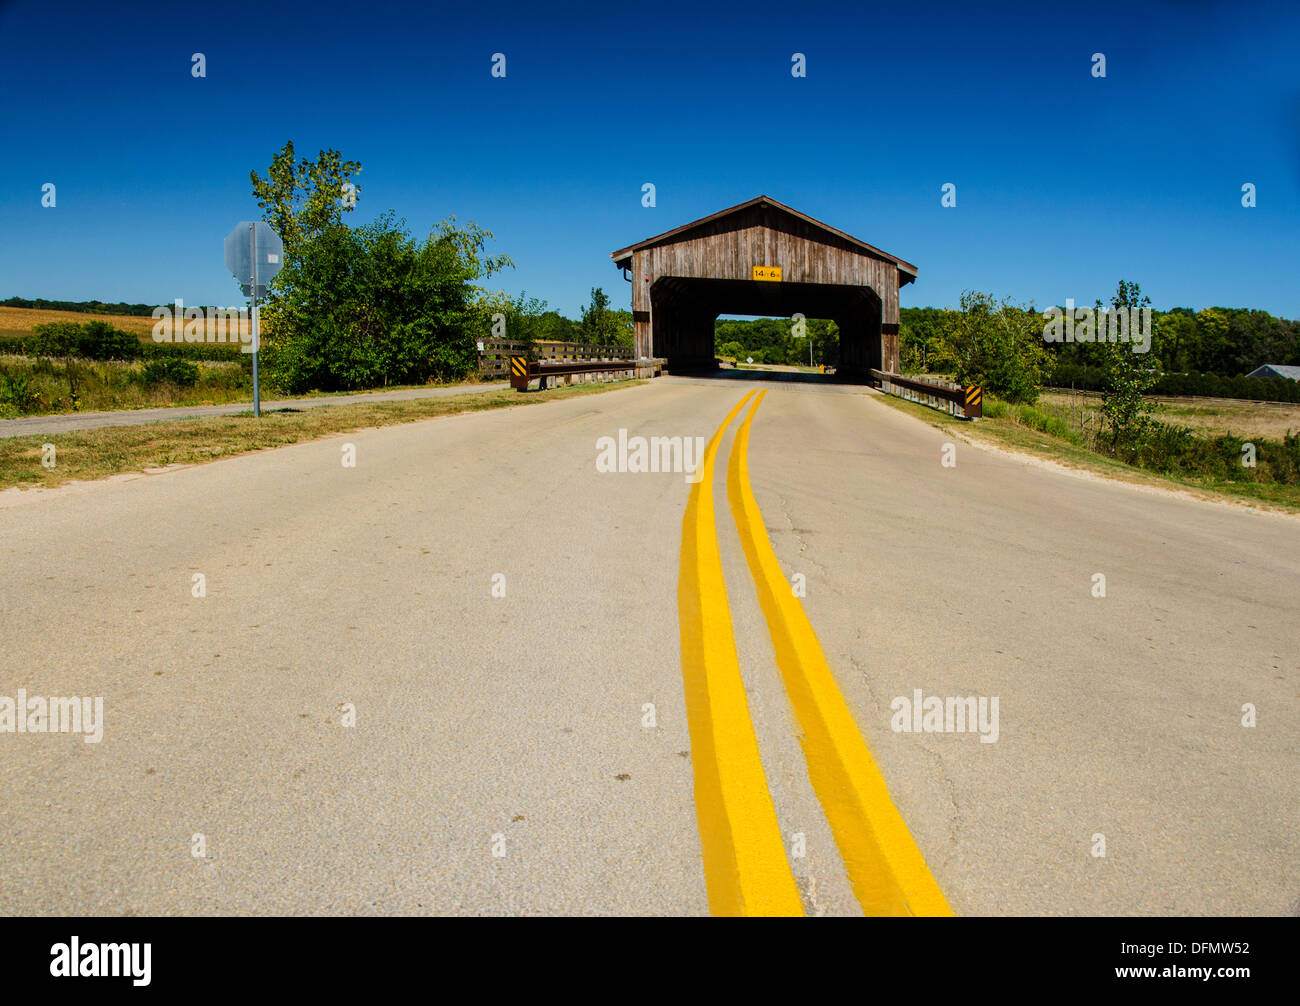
649, 276, 883, 376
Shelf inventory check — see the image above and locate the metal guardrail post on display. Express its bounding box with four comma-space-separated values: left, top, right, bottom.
509, 355, 529, 391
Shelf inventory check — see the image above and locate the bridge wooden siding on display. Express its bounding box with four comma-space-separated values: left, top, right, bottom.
611, 196, 916, 374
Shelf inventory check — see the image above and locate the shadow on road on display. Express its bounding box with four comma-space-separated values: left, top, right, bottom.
671, 367, 869, 386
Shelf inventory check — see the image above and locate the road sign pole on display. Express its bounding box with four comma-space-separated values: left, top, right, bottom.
249, 222, 260, 417
251, 298, 260, 417
226, 220, 281, 417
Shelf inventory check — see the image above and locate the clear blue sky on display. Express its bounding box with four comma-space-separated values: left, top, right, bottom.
1, 0, 1297, 317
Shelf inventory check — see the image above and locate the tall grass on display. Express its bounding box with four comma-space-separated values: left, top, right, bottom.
983, 391, 1299, 485
0, 355, 251, 417
982, 396, 1082, 444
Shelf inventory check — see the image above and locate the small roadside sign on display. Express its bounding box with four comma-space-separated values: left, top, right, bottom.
224, 221, 283, 417
224, 221, 283, 298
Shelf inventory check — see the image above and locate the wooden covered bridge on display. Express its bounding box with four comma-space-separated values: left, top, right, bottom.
610, 195, 917, 376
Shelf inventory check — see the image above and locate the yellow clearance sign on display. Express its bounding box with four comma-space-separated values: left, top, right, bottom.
752, 266, 782, 282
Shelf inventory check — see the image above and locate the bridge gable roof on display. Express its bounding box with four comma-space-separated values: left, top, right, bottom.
610, 195, 917, 283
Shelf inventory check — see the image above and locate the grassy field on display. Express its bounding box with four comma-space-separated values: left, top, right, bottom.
0, 380, 641, 491
0, 305, 249, 342
1041, 388, 1300, 441
0, 352, 496, 417
874, 389, 1300, 514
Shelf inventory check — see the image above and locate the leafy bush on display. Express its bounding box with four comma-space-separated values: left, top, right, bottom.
142, 358, 199, 387
1128, 424, 1300, 484
28, 322, 81, 357
985, 386, 1299, 485
141, 341, 250, 364
0, 372, 42, 413
81, 320, 142, 360
30, 320, 142, 361
7, 326, 248, 366
1094, 285, 1162, 462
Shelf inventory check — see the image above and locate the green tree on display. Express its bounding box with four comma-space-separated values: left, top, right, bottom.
1192, 308, 1232, 375
899, 307, 953, 373
1152, 308, 1195, 373
250, 141, 361, 264
470, 290, 563, 349
578, 288, 629, 347
260, 213, 511, 392
250, 142, 365, 348
933, 291, 1050, 403
811, 319, 839, 368
1098, 280, 1161, 461
534, 310, 578, 343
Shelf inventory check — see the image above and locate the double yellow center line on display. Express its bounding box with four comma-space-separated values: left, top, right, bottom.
677, 390, 953, 917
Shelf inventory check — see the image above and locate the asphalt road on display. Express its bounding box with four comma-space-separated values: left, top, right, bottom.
0, 381, 505, 438
1, 376, 1295, 915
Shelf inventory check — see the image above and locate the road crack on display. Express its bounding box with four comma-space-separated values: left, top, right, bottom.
850, 653, 964, 867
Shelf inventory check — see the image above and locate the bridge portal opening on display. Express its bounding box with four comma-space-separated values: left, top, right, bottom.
651, 278, 883, 375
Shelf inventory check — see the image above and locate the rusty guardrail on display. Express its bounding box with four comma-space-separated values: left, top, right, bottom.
480, 338, 642, 379
870, 369, 982, 419
509, 355, 662, 391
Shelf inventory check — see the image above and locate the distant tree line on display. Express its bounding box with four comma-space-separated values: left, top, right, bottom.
1047, 364, 1300, 403
900, 303, 1300, 385
1, 297, 167, 317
